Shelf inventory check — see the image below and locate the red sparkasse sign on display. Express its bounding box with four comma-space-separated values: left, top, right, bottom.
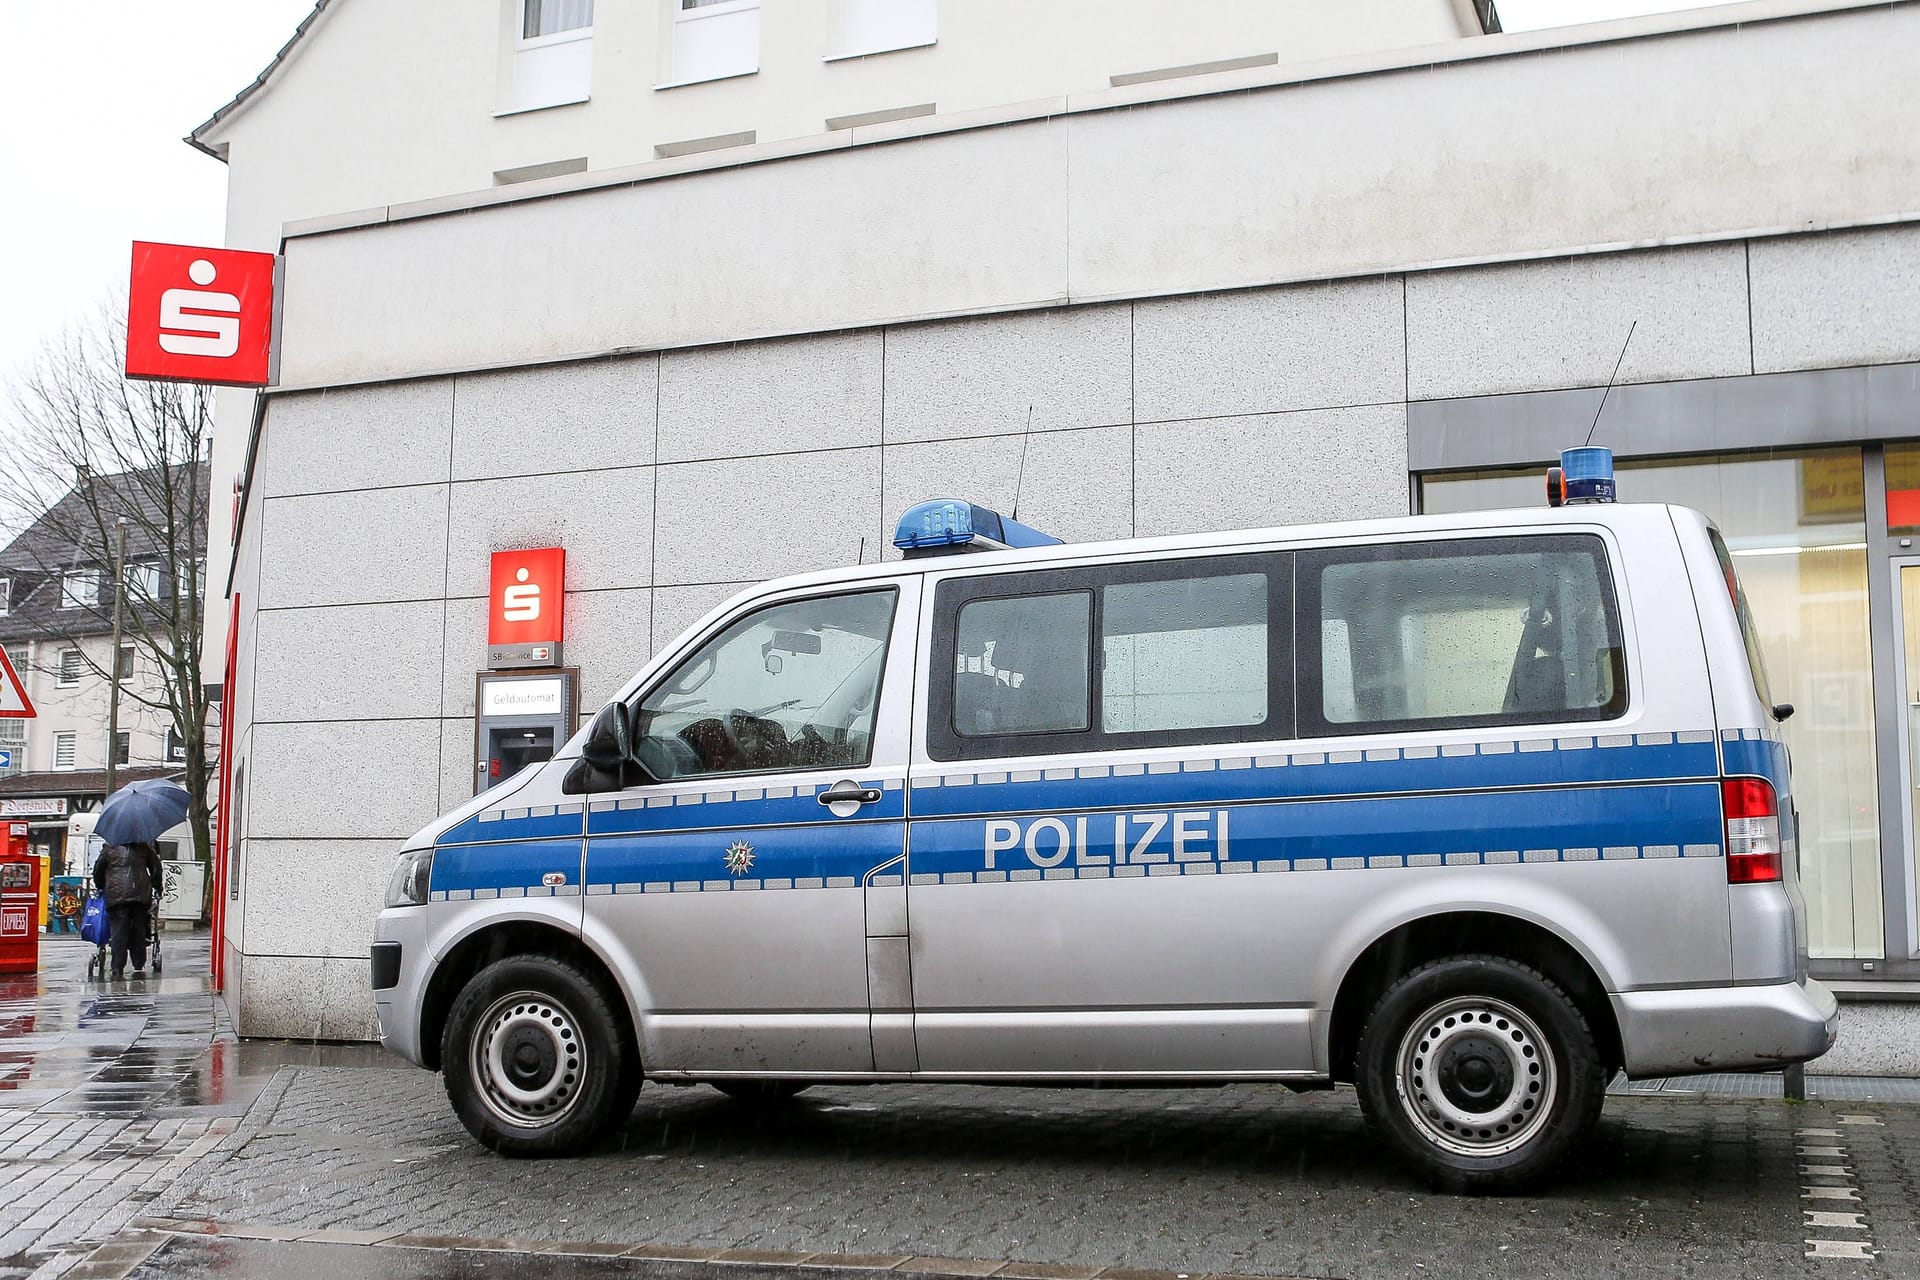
126, 241, 277, 387
488, 549, 567, 647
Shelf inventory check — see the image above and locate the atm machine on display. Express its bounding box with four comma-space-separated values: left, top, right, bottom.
472, 669, 579, 796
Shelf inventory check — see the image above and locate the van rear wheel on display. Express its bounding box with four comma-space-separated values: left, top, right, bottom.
1355, 956, 1605, 1193
442, 955, 639, 1156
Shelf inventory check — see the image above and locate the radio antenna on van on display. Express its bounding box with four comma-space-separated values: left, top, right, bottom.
1010, 403, 1035, 521
1585, 320, 1637, 447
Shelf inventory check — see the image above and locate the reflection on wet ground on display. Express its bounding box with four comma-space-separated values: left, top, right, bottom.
126, 1235, 963, 1280
0, 935, 399, 1121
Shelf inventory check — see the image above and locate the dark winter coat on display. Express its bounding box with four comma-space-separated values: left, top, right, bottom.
93, 843, 164, 909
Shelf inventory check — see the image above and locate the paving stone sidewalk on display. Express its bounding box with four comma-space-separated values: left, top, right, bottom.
156, 1062, 1920, 1280
11, 935, 1920, 1279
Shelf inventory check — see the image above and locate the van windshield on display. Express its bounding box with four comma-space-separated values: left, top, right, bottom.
1708, 527, 1776, 709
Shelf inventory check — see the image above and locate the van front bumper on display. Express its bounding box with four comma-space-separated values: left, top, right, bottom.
1614, 977, 1839, 1078
372, 905, 434, 1069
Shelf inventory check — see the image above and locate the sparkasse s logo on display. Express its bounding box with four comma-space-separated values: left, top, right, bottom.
488, 549, 567, 648
126, 241, 278, 386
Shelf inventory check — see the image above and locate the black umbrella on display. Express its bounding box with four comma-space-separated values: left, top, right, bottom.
93, 778, 191, 846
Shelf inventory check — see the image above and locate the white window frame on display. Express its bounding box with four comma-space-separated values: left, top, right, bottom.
518, 0, 594, 49
116, 644, 136, 683
57, 647, 83, 688
676, 0, 758, 20
826, 0, 937, 61
53, 731, 77, 771
0, 576, 10, 618
61, 569, 95, 610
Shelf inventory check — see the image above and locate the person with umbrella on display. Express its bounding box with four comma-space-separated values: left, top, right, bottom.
90, 780, 190, 979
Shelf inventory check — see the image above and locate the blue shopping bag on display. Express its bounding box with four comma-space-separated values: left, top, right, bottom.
79, 894, 108, 946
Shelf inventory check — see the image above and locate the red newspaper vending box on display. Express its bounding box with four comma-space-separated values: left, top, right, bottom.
1, 821, 39, 975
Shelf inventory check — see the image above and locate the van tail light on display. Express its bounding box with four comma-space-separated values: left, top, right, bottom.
1723, 776, 1782, 884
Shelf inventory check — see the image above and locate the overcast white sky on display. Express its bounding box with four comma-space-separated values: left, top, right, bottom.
0, 0, 1724, 416
0, 1, 314, 401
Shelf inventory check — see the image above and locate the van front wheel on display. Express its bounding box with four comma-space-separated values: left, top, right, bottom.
442, 955, 638, 1156
1355, 956, 1604, 1193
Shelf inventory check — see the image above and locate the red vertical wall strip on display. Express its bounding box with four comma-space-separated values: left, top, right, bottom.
210, 592, 241, 991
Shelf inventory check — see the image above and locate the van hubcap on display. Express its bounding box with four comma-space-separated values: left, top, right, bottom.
471, 991, 585, 1129
1395, 996, 1556, 1158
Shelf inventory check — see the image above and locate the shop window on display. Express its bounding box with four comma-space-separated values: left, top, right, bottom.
53, 732, 76, 770
830, 0, 935, 60
502, 0, 594, 115
666, 0, 760, 87
57, 647, 84, 687
1423, 448, 1882, 961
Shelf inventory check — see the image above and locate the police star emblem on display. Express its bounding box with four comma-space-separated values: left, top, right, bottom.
723, 839, 756, 877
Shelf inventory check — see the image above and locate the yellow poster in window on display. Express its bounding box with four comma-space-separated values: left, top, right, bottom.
1800, 454, 1866, 524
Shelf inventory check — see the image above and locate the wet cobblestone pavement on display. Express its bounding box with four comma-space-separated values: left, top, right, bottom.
6, 937, 1920, 1278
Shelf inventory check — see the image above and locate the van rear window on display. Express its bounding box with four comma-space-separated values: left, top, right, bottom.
1708, 527, 1776, 709
1299, 535, 1627, 736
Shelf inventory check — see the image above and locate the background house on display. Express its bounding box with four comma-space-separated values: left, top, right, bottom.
0, 463, 210, 874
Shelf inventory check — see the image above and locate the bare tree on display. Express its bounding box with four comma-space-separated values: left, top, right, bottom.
0, 303, 216, 876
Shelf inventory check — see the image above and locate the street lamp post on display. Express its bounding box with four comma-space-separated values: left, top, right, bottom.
104, 518, 128, 798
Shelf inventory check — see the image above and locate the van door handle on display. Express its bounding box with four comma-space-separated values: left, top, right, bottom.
818, 781, 882, 807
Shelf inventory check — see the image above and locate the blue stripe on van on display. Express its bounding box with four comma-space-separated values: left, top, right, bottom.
439, 805, 583, 848
432, 839, 584, 897
1722, 737, 1786, 784
909, 735, 1718, 821
906, 781, 1724, 882
583, 780, 904, 838
584, 821, 905, 893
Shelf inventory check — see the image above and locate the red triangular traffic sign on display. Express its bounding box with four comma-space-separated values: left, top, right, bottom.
0, 647, 36, 718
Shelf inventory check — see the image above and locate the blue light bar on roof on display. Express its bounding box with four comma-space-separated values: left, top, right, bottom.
892, 499, 1064, 557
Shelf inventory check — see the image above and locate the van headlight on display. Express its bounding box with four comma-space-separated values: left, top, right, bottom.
386, 847, 434, 908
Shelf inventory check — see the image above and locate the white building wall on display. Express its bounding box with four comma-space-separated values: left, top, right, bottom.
266, 1, 1920, 390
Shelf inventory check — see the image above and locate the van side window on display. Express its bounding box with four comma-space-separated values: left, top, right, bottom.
1104, 574, 1268, 732
631, 589, 896, 780
954, 593, 1091, 737
1300, 535, 1626, 736
928, 554, 1290, 761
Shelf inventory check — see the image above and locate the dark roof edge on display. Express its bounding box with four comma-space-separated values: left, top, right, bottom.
186, 0, 336, 162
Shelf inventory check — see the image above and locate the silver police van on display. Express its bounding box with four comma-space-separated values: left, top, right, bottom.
373, 448, 1836, 1191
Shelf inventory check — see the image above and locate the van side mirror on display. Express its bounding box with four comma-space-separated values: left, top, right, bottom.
562, 702, 652, 795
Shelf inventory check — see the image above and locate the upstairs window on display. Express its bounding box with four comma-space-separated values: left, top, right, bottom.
830, 0, 936, 60
502, 0, 594, 115
53, 732, 76, 770
522, 0, 593, 40
667, 0, 760, 87
61, 569, 95, 610
57, 648, 84, 687
0, 577, 9, 617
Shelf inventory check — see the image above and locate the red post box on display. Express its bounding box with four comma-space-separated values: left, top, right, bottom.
1, 822, 39, 975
